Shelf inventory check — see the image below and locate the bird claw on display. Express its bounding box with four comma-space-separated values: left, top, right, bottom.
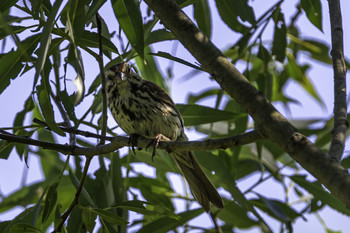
128, 134, 141, 155
146, 134, 171, 161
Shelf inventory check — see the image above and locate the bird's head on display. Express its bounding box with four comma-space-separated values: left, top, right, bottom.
105, 62, 141, 85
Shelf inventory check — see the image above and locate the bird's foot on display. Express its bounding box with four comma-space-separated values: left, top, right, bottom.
128, 134, 141, 155
146, 134, 171, 161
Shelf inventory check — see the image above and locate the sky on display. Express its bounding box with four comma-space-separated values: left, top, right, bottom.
0, 0, 350, 232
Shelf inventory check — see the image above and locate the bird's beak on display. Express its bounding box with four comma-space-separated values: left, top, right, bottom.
116, 71, 127, 81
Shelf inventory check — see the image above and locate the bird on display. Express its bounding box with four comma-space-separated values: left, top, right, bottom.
105, 62, 224, 212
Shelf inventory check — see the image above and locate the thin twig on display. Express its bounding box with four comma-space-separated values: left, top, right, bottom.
33, 118, 114, 141
96, 13, 108, 145
328, 0, 348, 162
52, 157, 93, 233
0, 129, 265, 156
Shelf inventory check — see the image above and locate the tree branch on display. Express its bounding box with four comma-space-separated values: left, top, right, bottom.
0, 129, 264, 156
328, 0, 348, 162
143, 0, 350, 208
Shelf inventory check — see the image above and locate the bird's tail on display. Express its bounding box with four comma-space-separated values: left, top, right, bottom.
171, 150, 224, 212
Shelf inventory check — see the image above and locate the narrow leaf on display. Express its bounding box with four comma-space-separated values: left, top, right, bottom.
176, 104, 240, 126
137, 208, 203, 233
194, 0, 212, 38
33, 0, 63, 87
9, 223, 40, 233
36, 83, 64, 136
92, 208, 128, 225
272, 10, 287, 62
215, 0, 250, 33
291, 175, 350, 216
82, 207, 97, 233
42, 182, 59, 223
112, 0, 144, 59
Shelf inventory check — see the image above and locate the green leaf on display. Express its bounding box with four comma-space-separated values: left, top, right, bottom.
145, 29, 176, 45
218, 201, 257, 228
195, 151, 271, 231
135, 47, 166, 89
67, 44, 85, 105
0, 34, 41, 92
129, 176, 175, 211
301, 0, 323, 32
91, 208, 128, 225
0, 181, 42, 213
0, 51, 23, 94
75, 30, 119, 56
0, 0, 18, 13
0, 25, 26, 40
215, 0, 252, 33
286, 52, 325, 107
68, 169, 95, 207
59, 90, 77, 123
259, 195, 290, 222
291, 175, 350, 216
36, 83, 64, 136
33, 0, 63, 87
176, 104, 240, 126
187, 88, 221, 104
115, 200, 172, 216
137, 208, 203, 233
289, 37, 332, 64
9, 223, 40, 233
42, 181, 59, 223
194, 0, 212, 38
82, 207, 97, 233
0, 141, 14, 160
112, 0, 144, 59
272, 9, 287, 62
85, 0, 108, 23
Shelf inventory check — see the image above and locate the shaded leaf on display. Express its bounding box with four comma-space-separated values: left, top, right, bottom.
115, 200, 174, 217
33, 0, 63, 87
272, 9, 287, 62
0, 34, 41, 94
187, 88, 221, 104
0, 141, 14, 160
215, 0, 251, 33
42, 181, 59, 223
0, 0, 18, 13
291, 175, 350, 216
176, 104, 240, 126
36, 83, 64, 136
218, 201, 257, 228
69, 169, 95, 207
9, 223, 40, 233
59, 90, 78, 123
82, 207, 97, 232
137, 208, 203, 233
286, 52, 324, 107
91, 208, 128, 225
145, 29, 175, 45
135, 46, 166, 89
